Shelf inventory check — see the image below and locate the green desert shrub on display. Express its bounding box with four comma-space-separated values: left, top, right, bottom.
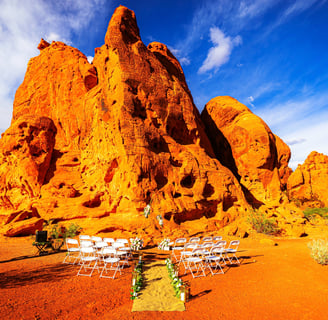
303, 207, 328, 220
248, 211, 279, 235
308, 239, 328, 265
49, 223, 82, 240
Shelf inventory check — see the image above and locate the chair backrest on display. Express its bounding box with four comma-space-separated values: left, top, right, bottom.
103, 238, 115, 244
174, 238, 187, 245
213, 236, 222, 242
66, 238, 79, 246
202, 236, 213, 243
214, 240, 227, 248
113, 242, 125, 248
80, 240, 93, 248
227, 240, 240, 249
202, 242, 213, 249
91, 236, 102, 242
102, 247, 117, 256
94, 241, 108, 249
116, 238, 128, 244
192, 248, 205, 256
189, 237, 200, 244
211, 245, 225, 254
184, 243, 197, 251
79, 235, 91, 241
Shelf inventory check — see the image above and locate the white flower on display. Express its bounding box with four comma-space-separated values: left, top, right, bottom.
131, 237, 144, 250
144, 204, 151, 218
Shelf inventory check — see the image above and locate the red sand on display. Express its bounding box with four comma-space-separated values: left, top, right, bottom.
0, 236, 328, 320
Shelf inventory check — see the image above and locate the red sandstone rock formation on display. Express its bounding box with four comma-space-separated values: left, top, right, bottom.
287, 151, 328, 207
201, 96, 291, 206
0, 6, 248, 238
0, 6, 326, 239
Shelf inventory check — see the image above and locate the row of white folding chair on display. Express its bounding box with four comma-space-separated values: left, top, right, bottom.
81, 240, 131, 263
193, 240, 240, 265
181, 244, 227, 278
77, 246, 123, 278
79, 235, 130, 245
172, 237, 224, 263
64, 238, 131, 265
177, 240, 240, 275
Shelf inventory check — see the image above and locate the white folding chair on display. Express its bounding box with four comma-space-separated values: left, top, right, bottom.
103, 238, 115, 245
100, 248, 122, 279
213, 236, 223, 242
188, 237, 200, 244
113, 242, 130, 267
63, 238, 80, 264
77, 247, 99, 276
91, 236, 102, 243
171, 238, 187, 263
202, 236, 213, 243
201, 242, 214, 256
205, 245, 225, 275
179, 243, 198, 269
215, 240, 227, 248
225, 240, 240, 264
94, 241, 108, 257
79, 235, 91, 241
80, 240, 93, 248
184, 248, 206, 278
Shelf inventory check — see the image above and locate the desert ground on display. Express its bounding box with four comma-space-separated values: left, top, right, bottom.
1, 231, 328, 320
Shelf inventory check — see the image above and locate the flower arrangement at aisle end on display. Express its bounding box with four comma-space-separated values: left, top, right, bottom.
158, 238, 171, 250
130, 237, 144, 251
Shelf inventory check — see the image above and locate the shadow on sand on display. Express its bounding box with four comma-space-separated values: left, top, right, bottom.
0, 262, 76, 289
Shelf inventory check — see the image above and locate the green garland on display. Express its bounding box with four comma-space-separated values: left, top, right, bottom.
130, 260, 144, 300
165, 258, 183, 297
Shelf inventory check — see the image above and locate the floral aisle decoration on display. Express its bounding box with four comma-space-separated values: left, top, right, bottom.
158, 238, 171, 250
156, 214, 164, 227
130, 260, 144, 300
144, 203, 151, 218
165, 258, 190, 302
130, 237, 144, 251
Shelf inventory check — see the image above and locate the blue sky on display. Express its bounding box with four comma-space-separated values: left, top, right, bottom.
1, 0, 328, 169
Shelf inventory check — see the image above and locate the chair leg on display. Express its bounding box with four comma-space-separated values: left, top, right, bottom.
100, 261, 121, 279
77, 259, 98, 276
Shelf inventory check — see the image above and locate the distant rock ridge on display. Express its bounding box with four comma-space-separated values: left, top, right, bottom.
0, 5, 326, 240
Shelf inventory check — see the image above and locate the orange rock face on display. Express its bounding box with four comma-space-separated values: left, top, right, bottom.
0, 116, 56, 210
0, 6, 326, 239
201, 96, 291, 206
0, 6, 248, 239
287, 151, 328, 207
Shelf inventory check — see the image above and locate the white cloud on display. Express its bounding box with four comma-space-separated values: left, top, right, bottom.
0, 0, 107, 134
198, 27, 242, 74
180, 57, 191, 66
257, 92, 328, 170
247, 96, 255, 108
283, 120, 328, 170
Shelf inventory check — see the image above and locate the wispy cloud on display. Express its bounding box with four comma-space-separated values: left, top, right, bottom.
168, 47, 190, 66
198, 27, 242, 73
264, 0, 327, 34
0, 0, 108, 134
238, 0, 280, 19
